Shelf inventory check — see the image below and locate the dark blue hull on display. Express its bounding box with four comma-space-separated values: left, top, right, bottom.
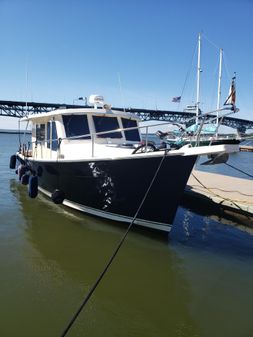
18, 154, 197, 231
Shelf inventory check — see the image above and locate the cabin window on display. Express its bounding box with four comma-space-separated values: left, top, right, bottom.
36, 124, 45, 142
52, 121, 58, 151
121, 118, 140, 141
93, 116, 122, 138
47, 122, 50, 148
63, 115, 90, 139
47, 121, 58, 150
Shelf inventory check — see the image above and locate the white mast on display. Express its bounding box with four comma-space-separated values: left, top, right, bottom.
196, 33, 201, 124
25, 68, 28, 116
216, 48, 223, 125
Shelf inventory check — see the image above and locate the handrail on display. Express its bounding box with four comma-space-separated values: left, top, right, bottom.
22, 121, 175, 158
19, 106, 237, 158
23, 120, 181, 146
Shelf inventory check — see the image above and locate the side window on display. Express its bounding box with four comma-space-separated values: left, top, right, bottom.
32, 125, 36, 138
46, 121, 58, 151
52, 121, 58, 151
121, 118, 140, 141
93, 116, 122, 138
63, 115, 90, 139
36, 124, 45, 142
47, 122, 50, 148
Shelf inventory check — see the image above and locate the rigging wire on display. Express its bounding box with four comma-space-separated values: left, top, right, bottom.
224, 162, 253, 179
118, 72, 126, 113
177, 39, 198, 111
59, 151, 168, 337
208, 58, 220, 112
202, 33, 220, 51
202, 34, 223, 112
222, 52, 232, 83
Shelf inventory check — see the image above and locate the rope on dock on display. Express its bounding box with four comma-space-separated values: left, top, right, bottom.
189, 183, 253, 200
59, 152, 168, 337
191, 173, 248, 211
191, 158, 253, 209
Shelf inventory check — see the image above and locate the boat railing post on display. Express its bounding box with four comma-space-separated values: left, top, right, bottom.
40, 141, 43, 159
57, 138, 62, 159
195, 117, 206, 146
145, 126, 148, 151
92, 133, 95, 157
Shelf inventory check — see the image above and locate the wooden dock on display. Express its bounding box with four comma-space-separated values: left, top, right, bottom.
185, 170, 253, 217
239, 145, 253, 152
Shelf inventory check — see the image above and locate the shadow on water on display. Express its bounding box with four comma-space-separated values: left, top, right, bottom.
170, 196, 253, 259
181, 192, 253, 229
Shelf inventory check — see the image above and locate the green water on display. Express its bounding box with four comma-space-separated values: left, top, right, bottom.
1, 133, 253, 337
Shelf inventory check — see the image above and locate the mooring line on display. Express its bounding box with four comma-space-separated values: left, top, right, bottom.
224, 162, 253, 179
191, 172, 246, 212
189, 184, 253, 199
60, 152, 167, 337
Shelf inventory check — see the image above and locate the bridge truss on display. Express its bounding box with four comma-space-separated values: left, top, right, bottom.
0, 100, 252, 133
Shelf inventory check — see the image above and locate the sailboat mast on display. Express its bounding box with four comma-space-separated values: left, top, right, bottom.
216, 48, 223, 125
196, 33, 201, 124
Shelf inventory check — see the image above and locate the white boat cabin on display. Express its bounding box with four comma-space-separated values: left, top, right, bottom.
21, 106, 142, 160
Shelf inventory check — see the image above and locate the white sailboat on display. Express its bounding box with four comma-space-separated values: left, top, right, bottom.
171, 34, 240, 147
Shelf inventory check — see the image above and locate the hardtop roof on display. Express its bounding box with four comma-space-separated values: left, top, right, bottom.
20, 107, 141, 122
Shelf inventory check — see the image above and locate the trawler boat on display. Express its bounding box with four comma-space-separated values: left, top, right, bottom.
11, 95, 239, 232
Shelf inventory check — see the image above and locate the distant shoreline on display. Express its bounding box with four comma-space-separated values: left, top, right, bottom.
0, 129, 31, 134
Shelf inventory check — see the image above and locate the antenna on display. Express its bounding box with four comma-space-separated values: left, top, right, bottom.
117, 72, 126, 112
25, 57, 29, 116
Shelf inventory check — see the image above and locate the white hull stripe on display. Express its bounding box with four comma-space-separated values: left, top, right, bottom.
38, 186, 172, 232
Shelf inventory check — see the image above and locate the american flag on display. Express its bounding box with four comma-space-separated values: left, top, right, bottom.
172, 96, 181, 103
224, 75, 236, 106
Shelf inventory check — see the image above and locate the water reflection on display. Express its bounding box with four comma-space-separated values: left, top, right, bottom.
10, 179, 201, 337
181, 193, 253, 229
4, 134, 253, 337
172, 203, 253, 258
88, 162, 115, 210
170, 203, 253, 337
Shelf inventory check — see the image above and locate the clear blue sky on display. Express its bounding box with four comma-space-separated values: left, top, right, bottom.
0, 0, 252, 128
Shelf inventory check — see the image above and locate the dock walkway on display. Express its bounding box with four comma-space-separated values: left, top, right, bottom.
239, 145, 253, 152
185, 170, 253, 216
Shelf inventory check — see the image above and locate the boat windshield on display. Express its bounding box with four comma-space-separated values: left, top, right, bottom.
121, 118, 140, 141
63, 115, 91, 139
93, 116, 122, 138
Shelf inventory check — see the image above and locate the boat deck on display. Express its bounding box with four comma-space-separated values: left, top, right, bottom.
185, 170, 253, 216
